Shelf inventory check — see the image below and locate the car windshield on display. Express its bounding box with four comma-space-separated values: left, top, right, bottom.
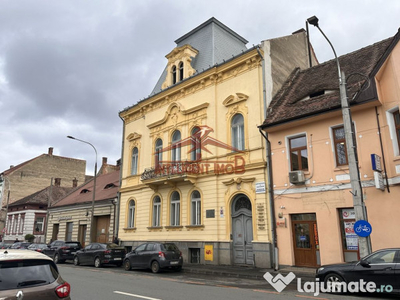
65, 242, 81, 247
161, 243, 178, 251
0, 259, 59, 291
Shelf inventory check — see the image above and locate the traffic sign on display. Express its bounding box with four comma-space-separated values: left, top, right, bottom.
354, 220, 372, 237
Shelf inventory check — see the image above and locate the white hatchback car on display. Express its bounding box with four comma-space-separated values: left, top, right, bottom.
0, 249, 71, 299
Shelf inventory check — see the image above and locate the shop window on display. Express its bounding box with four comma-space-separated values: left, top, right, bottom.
231, 114, 244, 151
289, 135, 308, 171
339, 208, 359, 262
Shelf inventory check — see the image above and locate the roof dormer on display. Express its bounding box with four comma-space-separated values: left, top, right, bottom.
162, 44, 198, 89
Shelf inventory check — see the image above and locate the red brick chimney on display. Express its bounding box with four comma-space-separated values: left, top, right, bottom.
72, 178, 78, 188
48, 147, 54, 156
54, 178, 61, 187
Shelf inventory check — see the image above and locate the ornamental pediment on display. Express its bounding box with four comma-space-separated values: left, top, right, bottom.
126, 132, 142, 141
222, 93, 249, 107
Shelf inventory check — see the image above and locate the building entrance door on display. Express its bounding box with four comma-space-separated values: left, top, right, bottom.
291, 214, 319, 267
232, 194, 253, 265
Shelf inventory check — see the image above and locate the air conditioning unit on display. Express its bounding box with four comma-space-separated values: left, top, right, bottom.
289, 170, 306, 184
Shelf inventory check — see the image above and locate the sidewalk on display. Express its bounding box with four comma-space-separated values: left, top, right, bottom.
183, 263, 316, 281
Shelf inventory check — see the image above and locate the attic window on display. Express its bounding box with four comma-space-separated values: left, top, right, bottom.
309, 90, 325, 98
104, 183, 116, 189
172, 66, 177, 84
179, 62, 184, 81
80, 189, 91, 194
172, 62, 184, 85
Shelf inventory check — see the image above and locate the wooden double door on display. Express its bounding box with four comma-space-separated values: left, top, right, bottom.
292, 214, 319, 267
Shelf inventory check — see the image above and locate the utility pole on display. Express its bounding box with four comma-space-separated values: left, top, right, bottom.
307, 16, 371, 258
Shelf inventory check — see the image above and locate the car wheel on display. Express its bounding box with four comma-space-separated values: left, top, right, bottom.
324, 273, 345, 293
151, 261, 160, 273
94, 257, 102, 268
73, 256, 80, 266
124, 259, 131, 271
54, 254, 59, 264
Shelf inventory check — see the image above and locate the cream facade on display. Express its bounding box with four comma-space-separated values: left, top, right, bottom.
118, 18, 313, 267
261, 33, 400, 267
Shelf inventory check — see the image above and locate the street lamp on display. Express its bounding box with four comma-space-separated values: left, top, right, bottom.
67, 136, 98, 243
0, 175, 11, 237
307, 16, 371, 258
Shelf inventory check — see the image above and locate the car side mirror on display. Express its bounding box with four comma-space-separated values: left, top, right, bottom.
359, 259, 371, 268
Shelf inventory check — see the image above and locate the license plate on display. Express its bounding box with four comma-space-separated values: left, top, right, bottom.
114, 258, 122, 260
71, 252, 76, 255
170, 261, 178, 265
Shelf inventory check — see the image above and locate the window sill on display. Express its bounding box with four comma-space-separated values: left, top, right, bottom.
147, 226, 163, 230
123, 227, 136, 231
185, 225, 204, 230
164, 226, 183, 230
334, 166, 349, 172
393, 156, 400, 162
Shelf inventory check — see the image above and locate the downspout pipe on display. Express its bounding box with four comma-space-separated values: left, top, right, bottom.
257, 46, 278, 270
375, 107, 390, 192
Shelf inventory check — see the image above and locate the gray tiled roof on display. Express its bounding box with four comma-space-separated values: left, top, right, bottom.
151, 17, 248, 95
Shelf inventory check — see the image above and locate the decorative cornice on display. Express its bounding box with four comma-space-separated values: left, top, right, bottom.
222, 177, 256, 186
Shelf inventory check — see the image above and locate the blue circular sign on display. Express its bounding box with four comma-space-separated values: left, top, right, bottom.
354, 220, 372, 237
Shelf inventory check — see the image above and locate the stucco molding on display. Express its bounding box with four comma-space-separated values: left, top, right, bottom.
222, 93, 249, 107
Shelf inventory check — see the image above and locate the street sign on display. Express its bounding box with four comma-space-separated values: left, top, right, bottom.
371, 154, 382, 172
354, 220, 372, 237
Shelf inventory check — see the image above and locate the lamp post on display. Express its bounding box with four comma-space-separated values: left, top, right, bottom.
307, 16, 371, 258
67, 136, 98, 243
0, 175, 11, 238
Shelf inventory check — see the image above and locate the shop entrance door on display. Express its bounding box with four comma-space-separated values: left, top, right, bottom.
291, 214, 319, 267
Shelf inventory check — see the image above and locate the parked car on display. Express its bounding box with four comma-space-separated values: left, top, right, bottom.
10, 242, 32, 249
0, 249, 71, 299
0, 242, 12, 249
42, 240, 82, 263
73, 242, 126, 268
316, 248, 400, 294
123, 242, 183, 273
28, 243, 49, 253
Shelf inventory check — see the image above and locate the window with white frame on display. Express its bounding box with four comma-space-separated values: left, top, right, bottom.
231, 114, 245, 151
65, 222, 73, 241
155, 139, 163, 168
170, 191, 180, 226
191, 127, 201, 161
128, 200, 135, 228
152, 196, 161, 227
394, 110, 400, 152
12, 215, 18, 234
191, 191, 201, 225
332, 125, 348, 166
131, 147, 139, 175
171, 131, 181, 162
19, 215, 24, 234
34, 216, 45, 233
289, 135, 308, 171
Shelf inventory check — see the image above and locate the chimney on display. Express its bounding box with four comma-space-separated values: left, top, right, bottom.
54, 178, 61, 187
72, 178, 78, 188
102, 157, 107, 166
48, 147, 54, 156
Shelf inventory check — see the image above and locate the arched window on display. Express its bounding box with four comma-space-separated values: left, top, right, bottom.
191, 191, 201, 225
172, 65, 177, 84
170, 191, 180, 226
171, 131, 181, 162
152, 196, 161, 227
191, 127, 201, 161
131, 147, 139, 175
128, 200, 135, 228
155, 139, 163, 168
231, 114, 245, 151
179, 62, 184, 81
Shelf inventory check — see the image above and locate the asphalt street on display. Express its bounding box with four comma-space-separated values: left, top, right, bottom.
57, 263, 395, 300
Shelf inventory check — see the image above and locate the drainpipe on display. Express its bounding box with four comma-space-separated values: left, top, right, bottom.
375, 107, 390, 192
257, 46, 278, 270
44, 178, 53, 243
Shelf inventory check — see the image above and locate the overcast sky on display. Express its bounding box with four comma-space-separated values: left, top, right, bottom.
0, 0, 399, 175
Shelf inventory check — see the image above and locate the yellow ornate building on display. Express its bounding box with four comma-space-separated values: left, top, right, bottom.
118, 18, 313, 267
